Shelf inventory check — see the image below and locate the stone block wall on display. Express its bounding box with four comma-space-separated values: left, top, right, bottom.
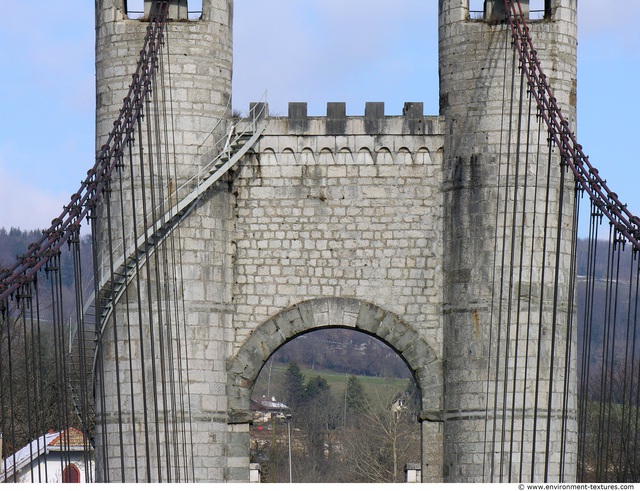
232, 103, 445, 355
225, 103, 446, 481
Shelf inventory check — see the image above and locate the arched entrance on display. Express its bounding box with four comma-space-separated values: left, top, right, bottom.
251, 327, 421, 482
227, 297, 444, 482
62, 464, 81, 483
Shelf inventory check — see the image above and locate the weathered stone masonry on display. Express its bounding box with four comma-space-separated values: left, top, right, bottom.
95, 0, 578, 482
232, 103, 444, 355
226, 103, 446, 481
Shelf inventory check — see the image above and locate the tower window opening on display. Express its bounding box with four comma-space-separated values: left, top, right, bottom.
124, 0, 202, 21
125, 0, 144, 19
529, 0, 547, 20
469, 0, 484, 20
469, 1, 551, 22
188, 0, 203, 20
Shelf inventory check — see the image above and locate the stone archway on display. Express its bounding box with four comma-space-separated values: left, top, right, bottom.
226, 297, 444, 482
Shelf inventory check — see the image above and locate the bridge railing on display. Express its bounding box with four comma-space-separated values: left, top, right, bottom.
91, 94, 268, 293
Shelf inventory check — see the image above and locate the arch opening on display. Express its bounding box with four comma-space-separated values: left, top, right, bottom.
249, 327, 421, 483
227, 298, 444, 483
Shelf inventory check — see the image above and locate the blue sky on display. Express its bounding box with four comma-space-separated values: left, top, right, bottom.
0, 1, 638, 232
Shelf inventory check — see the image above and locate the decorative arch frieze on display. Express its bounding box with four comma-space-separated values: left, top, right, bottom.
281, 148, 296, 164
398, 147, 413, 165
376, 147, 394, 165
337, 148, 354, 165
318, 147, 334, 165
357, 148, 374, 165
416, 147, 433, 165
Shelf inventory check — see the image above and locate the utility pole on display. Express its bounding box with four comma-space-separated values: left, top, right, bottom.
344, 373, 348, 427
286, 414, 292, 483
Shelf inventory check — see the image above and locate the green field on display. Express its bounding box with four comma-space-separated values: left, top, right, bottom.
253, 361, 411, 413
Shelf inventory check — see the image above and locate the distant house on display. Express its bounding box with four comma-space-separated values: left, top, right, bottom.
0, 428, 93, 483
251, 396, 290, 423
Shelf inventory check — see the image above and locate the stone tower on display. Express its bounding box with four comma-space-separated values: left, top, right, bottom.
94, 0, 236, 482
439, 0, 578, 482
96, 0, 233, 163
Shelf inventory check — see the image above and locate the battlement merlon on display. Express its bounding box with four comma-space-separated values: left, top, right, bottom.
247, 102, 445, 137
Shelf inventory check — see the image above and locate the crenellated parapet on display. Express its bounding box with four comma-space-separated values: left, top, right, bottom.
240, 101, 444, 168
247, 101, 443, 137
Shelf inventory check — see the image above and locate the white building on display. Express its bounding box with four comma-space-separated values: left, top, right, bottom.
0, 428, 93, 483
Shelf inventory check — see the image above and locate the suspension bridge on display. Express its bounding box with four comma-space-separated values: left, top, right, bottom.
1, 0, 638, 483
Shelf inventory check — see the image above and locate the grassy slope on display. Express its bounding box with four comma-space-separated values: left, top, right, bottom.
253, 361, 410, 413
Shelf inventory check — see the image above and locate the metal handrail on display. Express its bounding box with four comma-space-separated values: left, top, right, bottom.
89, 116, 268, 382
67, 98, 268, 357
92, 94, 267, 289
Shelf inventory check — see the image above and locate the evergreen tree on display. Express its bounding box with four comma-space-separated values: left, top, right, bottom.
345, 375, 368, 426
301, 375, 334, 477
304, 375, 330, 401
346, 375, 368, 412
283, 360, 305, 411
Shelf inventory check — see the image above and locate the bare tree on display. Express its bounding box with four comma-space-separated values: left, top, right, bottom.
579, 358, 640, 482
339, 385, 420, 483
